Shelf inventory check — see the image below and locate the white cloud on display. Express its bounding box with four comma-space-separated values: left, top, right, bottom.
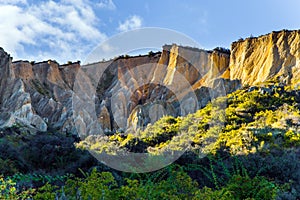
0, 0, 106, 63
101, 42, 117, 53
97, 0, 116, 10
118, 15, 142, 32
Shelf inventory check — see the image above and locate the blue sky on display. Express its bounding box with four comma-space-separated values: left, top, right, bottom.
0, 0, 299, 63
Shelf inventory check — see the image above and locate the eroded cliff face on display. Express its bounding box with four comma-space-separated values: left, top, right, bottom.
99, 45, 233, 132
0, 54, 81, 134
0, 52, 46, 132
156, 45, 230, 89
230, 30, 300, 86
0, 45, 233, 135
1, 29, 300, 136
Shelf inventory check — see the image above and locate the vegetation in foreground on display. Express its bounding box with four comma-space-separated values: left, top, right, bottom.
1, 83, 300, 199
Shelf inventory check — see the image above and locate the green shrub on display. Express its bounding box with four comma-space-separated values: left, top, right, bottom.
194, 175, 278, 200
33, 183, 58, 200
0, 176, 35, 199
225, 175, 278, 199
117, 170, 198, 200
63, 168, 117, 200
194, 187, 233, 200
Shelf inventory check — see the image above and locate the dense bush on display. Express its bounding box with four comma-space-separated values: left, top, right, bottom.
0, 166, 278, 200
0, 130, 97, 176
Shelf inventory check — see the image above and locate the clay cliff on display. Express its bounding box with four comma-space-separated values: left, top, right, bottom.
230, 30, 300, 86
1, 29, 300, 136
76, 46, 233, 134
0, 52, 80, 134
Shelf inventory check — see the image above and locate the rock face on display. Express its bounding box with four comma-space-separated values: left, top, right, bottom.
230, 30, 300, 86
0, 49, 46, 132
1, 29, 300, 135
90, 45, 233, 132
0, 49, 81, 134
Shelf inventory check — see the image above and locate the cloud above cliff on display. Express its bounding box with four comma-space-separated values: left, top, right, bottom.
0, 0, 106, 63
118, 15, 143, 32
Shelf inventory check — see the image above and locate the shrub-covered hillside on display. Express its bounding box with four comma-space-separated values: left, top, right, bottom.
1, 84, 300, 199
79, 84, 300, 158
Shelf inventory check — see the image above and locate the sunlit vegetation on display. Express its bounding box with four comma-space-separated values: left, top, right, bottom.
78, 85, 300, 156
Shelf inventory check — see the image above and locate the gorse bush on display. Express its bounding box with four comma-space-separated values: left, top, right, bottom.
284, 129, 300, 147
